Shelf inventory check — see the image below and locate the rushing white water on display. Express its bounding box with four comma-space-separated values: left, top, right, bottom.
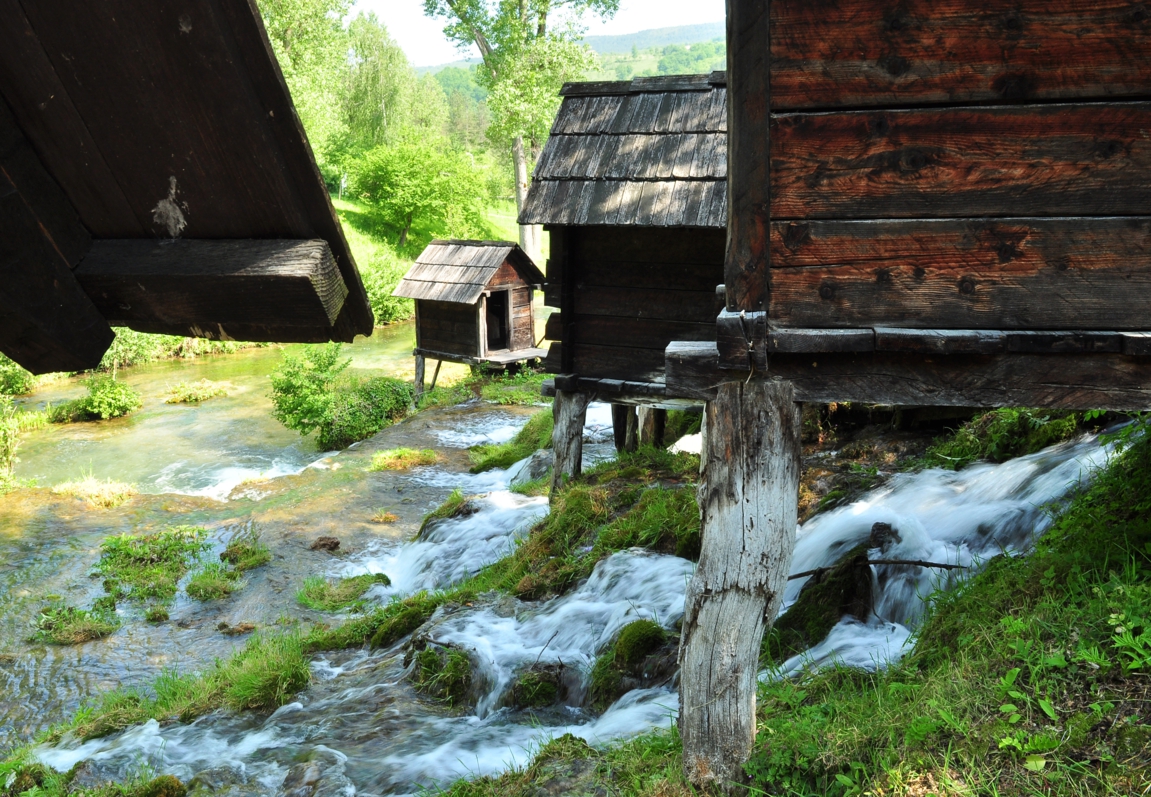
33, 422, 1113, 794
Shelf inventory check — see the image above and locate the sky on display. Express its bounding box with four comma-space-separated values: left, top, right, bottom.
352, 0, 726, 68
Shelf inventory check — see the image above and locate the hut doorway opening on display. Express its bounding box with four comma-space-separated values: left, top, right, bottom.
486, 291, 509, 352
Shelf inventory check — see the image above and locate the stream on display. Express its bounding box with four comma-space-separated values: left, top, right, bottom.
0, 323, 1118, 794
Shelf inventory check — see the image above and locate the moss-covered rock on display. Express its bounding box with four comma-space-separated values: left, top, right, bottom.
761, 544, 872, 666
588, 620, 677, 711
409, 643, 472, 707
614, 620, 666, 668
509, 664, 567, 709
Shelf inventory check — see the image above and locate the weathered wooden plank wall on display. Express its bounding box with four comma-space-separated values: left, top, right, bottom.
416, 300, 479, 358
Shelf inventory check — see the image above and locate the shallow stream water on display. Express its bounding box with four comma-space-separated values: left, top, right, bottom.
0, 330, 1120, 793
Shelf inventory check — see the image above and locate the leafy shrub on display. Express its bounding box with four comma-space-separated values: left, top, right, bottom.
359, 247, 415, 324
51, 376, 143, 422
269, 344, 413, 449
0, 355, 36, 395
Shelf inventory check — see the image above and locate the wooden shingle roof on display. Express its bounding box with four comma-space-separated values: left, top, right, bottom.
393, 240, 545, 305
520, 73, 727, 228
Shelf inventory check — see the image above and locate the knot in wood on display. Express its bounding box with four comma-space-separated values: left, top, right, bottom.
819, 282, 836, 300
958, 276, 977, 295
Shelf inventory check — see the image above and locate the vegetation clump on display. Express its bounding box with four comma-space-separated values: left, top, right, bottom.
186, 563, 243, 601
416, 366, 550, 410
95, 527, 208, 602
296, 573, 391, 612
49, 375, 142, 422
0, 396, 22, 483
509, 664, 567, 709
29, 604, 120, 645
52, 477, 138, 509
418, 488, 478, 534
370, 509, 399, 523
269, 344, 413, 450
588, 620, 669, 710
164, 380, 229, 404
219, 527, 272, 572
367, 447, 437, 471
468, 409, 553, 473
409, 644, 473, 706
921, 408, 1088, 470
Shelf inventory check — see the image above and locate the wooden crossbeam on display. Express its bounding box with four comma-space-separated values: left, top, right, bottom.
75, 239, 349, 342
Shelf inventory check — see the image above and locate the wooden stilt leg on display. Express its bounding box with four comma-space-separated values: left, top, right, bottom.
638, 407, 666, 448
414, 355, 425, 399
611, 404, 630, 452
551, 390, 591, 494
679, 379, 802, 792
624, 406, 639, 452
429, 359, 442, 392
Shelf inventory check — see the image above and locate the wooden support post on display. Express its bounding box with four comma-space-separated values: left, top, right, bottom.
638, 407, 666, 448
679, 379, 802, 792
551, 390, 591, 494
624, 407, 639, 452
429, 359, 442, 392
414, 354, 426, 399
611, 404, 637, 453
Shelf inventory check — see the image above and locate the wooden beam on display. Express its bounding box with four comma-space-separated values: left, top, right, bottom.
679, 379, 802, 791
665, 341, 1151, 410
75, 238, 348, 340
0, 96, 113, 373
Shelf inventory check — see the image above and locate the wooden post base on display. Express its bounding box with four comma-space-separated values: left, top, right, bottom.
551, 390, 591, 494
638, 406, 666, 447
679, 379, 802, 792
414, 354, 426, 399
611, 403, 638, 452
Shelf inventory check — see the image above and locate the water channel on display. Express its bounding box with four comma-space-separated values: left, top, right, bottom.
0, 321, 1117, 794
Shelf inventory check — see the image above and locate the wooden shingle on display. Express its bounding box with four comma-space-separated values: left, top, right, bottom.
393, 240, 544, 305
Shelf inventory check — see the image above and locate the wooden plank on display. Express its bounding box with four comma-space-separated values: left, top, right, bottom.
875, 328, 1006, 355
0, 0, 143, 235
574, 286, 718, 324
1122, 332, 1151, 356
571, 226, 726, 264
1005, 331, 1122, 353
768, 328, 874, 353
723, 0, 770, 320
769, 218, 1151, 329
770, 0, 1151, 111
771, 103, 1151, 219
664, 341, 1151, 410
76, 239, 348, 335
571, 342, 666, 383
544, 312, 563, 341
573, 315, 716, 350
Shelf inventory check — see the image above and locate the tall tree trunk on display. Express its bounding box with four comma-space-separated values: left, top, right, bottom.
512, 136, 541, 262
678, 379, 802, 792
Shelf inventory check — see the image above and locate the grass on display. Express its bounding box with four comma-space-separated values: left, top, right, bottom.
371, 509, 399, 523
0, 762, 187, 797
367, 447, 438, 471
29, 604, 120, 645
417, 366, 551, 410
411, 645, 473, 707
96, 527, 208, 602
419, 488, 477, 534
589, 620, 668, 710
468, 409, 553, 473
219, 527, 273, 572
164, 379, 229, 404
919, 408, 1090, 470
52, 476, 138, 508
296, 573, 392, 612
185, 563, 242, 601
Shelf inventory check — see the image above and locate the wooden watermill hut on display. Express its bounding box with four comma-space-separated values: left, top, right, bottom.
0, 0, 373, 375
393, 240, 547, 393
520, 73, 728, 452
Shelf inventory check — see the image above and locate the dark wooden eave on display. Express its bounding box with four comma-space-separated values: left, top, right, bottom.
0, 0, 374, 373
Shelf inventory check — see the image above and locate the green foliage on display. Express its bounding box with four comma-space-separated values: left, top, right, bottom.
29, 604, 120, 645
296, 573, 391, 612
0, 355, 36, 395
419, 488, 476, 534
921, 408, 1085, 470
510, 666, 562, 708
411, 645, 472, 706
588, 620, 667, 710
269, 344, 413, 449
0, 396, 21, 482
656, 39, 726, 74
368, 448, 438, 471
350, 137, 488, 249
97, 328, 258, 372
50, 375, 143, 422
663, 408, 702, 447
96, 527, 208, 603
469, 409, 552, 472
185, 563, 242, 601
220, 528, 273, 572
163, 380, 228, 404
145, 606, 169, 623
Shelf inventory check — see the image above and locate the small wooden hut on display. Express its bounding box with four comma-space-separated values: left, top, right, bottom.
393, 240, 547, 391
0, 0, 373, 375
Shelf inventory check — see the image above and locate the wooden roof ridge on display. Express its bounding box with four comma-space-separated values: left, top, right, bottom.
393, 240, 544, 305
521, 73, 727, 228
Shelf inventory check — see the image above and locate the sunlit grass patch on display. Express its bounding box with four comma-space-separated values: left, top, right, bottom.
367, 447, 438, 471
29, 604, 120, 645
296, 573, 391, 612
219, 526, 272, 572
53, 476, 138, 509
186, 563, 243, 601
164, 379, 229, 404
371, 509, 399, 523
96, 526, 208, 602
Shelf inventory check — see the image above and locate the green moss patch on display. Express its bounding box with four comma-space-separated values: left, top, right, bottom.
410, 644, 472, 707
29, 604, 120, 645
509, 664, 567, 709
920, 408, 1091, 470
296, 573, 391, 612
469, 410, 553, 473
589, 620, 670, 710
418, 488, 478, 535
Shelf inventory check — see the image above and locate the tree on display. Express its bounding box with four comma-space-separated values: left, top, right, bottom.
422, 0, 617, 261
350, 137, 487, 249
